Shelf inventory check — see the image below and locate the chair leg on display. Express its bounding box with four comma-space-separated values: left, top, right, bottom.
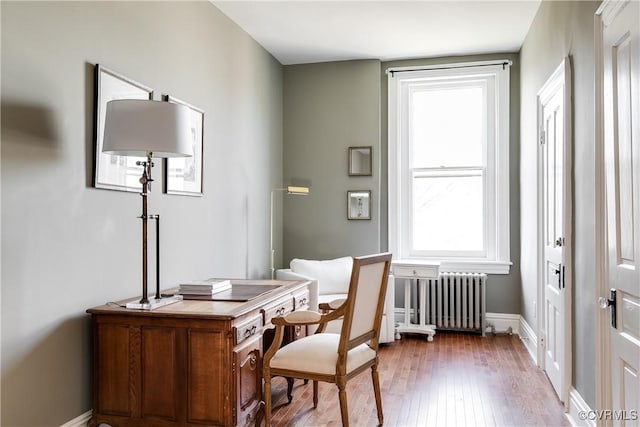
264, 371, 272, 427
313, 380, 319, 408
371, 365, 384, 426
337, 379, 349, 427
286, 378, 294, 403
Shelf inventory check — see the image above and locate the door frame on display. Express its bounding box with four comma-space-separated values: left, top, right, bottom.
536, 57, 573, 407
594, 0, 631, 418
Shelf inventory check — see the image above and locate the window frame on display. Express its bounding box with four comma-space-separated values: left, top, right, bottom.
388, 61, 511, 274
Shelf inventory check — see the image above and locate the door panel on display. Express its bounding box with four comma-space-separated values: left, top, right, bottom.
538, 59, 571, 402
603, 0, 640, 423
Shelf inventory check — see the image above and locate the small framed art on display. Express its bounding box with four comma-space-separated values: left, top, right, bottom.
94, 64, 153, 192
347, 190, 371, 220
348, 146, 372, 176
164, 95, 204, 196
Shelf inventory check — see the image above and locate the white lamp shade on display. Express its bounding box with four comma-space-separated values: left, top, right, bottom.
102, 99, 193, 158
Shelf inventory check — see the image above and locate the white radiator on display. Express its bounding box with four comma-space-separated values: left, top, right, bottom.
423, 272, 487, 334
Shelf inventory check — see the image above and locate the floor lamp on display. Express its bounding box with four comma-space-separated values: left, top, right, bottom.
102, 99, 193, 310
270, 186, 310, 279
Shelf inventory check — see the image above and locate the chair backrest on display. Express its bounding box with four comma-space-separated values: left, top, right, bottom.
337, 253, 392, 355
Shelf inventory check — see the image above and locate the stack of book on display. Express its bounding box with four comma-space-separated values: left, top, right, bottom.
178, 279, 232, 299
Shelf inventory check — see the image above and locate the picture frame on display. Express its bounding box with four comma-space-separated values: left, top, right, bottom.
94, 64, 153, 192
164, 95, 204, 196
347, 190, 371, 220
348, 146, 372, 176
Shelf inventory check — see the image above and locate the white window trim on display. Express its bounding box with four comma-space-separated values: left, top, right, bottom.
388, 60, 512, 274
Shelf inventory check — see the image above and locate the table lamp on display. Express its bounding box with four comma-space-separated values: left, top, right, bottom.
270, 186, 310, 279
102, 99, 193, 309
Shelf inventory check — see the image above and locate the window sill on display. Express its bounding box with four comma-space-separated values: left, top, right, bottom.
393, 259, 512, 275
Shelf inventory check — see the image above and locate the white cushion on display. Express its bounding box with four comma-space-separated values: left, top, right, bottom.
290, 257, 353, 295
269, 333, 376, 375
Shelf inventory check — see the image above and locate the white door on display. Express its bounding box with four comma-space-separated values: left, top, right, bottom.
602, 0, 640, 424
538, 59, 572, 404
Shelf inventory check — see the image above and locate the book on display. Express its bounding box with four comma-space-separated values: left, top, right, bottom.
178, 279, 231, 295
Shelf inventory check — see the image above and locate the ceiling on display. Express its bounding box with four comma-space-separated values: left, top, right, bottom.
211, 1, 542, 65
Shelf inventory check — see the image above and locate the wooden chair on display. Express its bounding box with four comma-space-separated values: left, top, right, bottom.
263, 252, 393, 426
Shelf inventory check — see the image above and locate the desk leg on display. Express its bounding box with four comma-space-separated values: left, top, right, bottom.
404, 278, 411, 331
419, 279, 426, 328
396, 278, 436, 342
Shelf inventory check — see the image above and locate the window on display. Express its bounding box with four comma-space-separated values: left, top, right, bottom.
388, 61, 511, 274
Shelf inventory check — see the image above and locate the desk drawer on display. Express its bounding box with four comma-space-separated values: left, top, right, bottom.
262, 295, 294, 325
392, 264, 439, 279
234, 315, 263, 346
293, 289, 309, 310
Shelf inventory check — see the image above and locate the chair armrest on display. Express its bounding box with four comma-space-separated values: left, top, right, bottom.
318, 298, 346, 311
317, 298, 347, 334
275, 269, 310, 281
272, 310, 322, 326
265, 307, 345, 362
276, 269, 319, 311
272, 305, 345, 327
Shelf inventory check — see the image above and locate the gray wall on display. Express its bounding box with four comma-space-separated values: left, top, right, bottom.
282, 60, 382, 263
520, 0, 600, 408
0, 1, 604, 422
282, 56, 521, 314
1, 1, 282, 424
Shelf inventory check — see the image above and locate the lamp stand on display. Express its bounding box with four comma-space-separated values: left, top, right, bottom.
270, 190, 276, 279
269, 186, 310, 279
126, 152, 182, 310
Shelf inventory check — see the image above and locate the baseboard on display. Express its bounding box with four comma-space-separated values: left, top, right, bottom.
566, 387, 596, 427
485, 312, 521, 335
519, 316, 538, 364
395, 310, 521, 336
60, 410, 92, 427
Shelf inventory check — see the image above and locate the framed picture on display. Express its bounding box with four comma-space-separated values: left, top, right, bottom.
348, 146, 372, 176
94, 64, 153, 192
347, 190, 371, 220
164, 95, 204, 196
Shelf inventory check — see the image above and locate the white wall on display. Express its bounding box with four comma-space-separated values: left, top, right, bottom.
1, 2, 282, 424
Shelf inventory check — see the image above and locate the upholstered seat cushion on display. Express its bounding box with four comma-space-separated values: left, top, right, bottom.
269, 333, 376, 376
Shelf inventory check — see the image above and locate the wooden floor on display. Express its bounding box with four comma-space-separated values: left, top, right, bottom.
267, 332, 570, 426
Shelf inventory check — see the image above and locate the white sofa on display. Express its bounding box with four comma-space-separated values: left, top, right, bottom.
276, 256, 396, 344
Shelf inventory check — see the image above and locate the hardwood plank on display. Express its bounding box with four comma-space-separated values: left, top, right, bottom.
268, 333, 570, 426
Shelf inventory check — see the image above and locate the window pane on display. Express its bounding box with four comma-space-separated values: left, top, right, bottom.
412, 174, 484, 252
412, 85, 484, 168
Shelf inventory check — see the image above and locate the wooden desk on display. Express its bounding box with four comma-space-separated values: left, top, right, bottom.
87, 279, 310, 427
